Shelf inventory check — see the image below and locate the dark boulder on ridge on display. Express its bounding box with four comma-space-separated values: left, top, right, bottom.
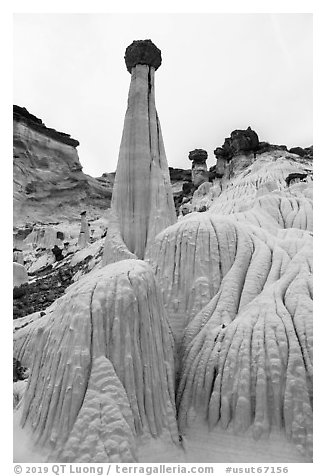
222, 126, 260, 158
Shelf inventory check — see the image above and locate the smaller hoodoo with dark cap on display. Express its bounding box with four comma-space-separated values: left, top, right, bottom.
110, 39, 176, 260
188, 149, 209, 188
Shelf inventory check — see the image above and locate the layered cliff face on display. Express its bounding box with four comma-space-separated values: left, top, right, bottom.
13, 106, 111, 226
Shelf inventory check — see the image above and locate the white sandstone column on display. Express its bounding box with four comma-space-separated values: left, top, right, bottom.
111, 40, 176, 260
189, 149, 209, 188
78, 211, 90, 249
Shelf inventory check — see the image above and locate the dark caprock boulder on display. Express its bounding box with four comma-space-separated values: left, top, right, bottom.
230, 127, 259, 153
214, 127, 260, 165
124, 39, 162, 73
188, 149, 209, 188
227, 126, 259, 155
188, 149, 208, 165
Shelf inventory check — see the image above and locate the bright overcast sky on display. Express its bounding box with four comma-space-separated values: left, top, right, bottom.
13, 13, 312, 177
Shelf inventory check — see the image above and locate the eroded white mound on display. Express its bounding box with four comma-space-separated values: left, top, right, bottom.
14, 260, 179, 462
146, 161, 312, 460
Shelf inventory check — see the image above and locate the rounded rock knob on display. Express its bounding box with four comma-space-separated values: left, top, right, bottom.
124, 39, 162, 73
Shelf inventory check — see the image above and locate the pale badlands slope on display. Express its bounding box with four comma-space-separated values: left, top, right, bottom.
13, 151, 312, 463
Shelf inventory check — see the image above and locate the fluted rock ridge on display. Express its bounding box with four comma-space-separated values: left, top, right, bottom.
146, 155, 312, 459
176, 235, 312, 453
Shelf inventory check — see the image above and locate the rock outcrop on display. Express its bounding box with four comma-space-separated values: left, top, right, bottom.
210, 127, 260, 180
110, 40, 176, 260
13, 106, 111, 226
289, 146, 313, 159
227, 127, 259, 155
215, 127, 260, 163
209, 128, 313, 182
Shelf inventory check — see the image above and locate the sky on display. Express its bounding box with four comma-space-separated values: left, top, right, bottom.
13, 13, 312, 177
